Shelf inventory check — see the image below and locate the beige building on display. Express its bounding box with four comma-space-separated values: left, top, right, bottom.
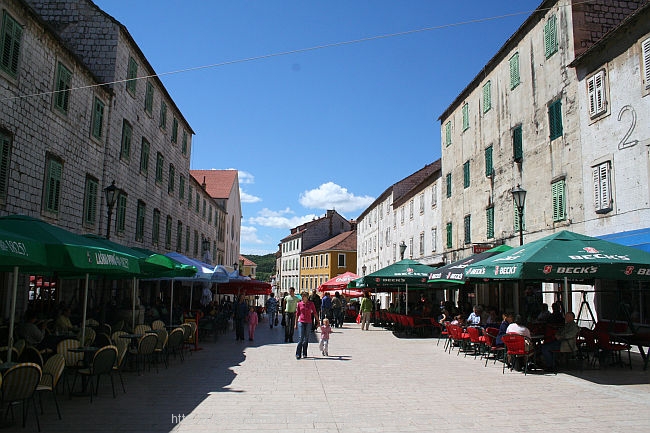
300, 230, 357, 291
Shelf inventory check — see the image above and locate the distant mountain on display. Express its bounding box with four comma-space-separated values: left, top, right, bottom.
242, 253, 275, 282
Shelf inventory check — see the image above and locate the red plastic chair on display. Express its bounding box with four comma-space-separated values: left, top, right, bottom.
482, 327, 505, 367
501, 333, 535, 375
465, 326, 484, 358
597, 331, 631, 368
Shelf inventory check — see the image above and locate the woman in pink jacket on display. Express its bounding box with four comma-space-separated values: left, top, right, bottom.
295, 291, 318, 359
247, 306, 259, 341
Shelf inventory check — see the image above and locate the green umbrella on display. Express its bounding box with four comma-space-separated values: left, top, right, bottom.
464, 230, 650, 282
0, 227, 48, 271
427, 244, 513, 286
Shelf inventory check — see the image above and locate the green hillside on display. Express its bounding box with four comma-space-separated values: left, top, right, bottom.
243, 253, 275, 282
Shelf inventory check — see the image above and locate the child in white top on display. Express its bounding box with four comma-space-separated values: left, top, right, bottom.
319, 318, 332, 356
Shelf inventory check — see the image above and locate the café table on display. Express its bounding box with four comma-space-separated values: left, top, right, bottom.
68, 346, 99, 395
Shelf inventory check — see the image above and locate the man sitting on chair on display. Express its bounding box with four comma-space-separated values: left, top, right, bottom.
541, 312, 580, 371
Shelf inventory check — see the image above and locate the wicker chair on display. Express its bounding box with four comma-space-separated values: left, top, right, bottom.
166, 328, 185, 364
56, 338, 83, 395
37, 353, 65, 419
128, 333, 158, 375
134, 324, 152, 335
151, 320, 165, 330
72, 345, 118, 403
1, 362, 43, 431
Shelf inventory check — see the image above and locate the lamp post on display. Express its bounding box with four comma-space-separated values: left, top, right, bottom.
362, 265, 367, 276
399, 241, 407, 260
511, 185, 527, 246
103, 180, 119, 240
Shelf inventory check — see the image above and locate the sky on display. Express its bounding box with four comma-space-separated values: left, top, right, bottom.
94, 0, 542, 255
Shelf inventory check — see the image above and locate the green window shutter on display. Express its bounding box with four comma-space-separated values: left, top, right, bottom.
195, 191, 199, 212
486, 207, 494, 239
126, 57, 137, 95
45, 159, 62, 213
188, 186, 192, 207
182, 131, 188, 155
159, 102, 167, 128
165, 216, 172, 249
84, 177, 98, 226
121, 120, 132, 160
136, 201, 146, 242
155, 152, 164, 183
446, 222, 453, 249
444, 121, 451, 146
464, 215, 471, 244
0, 132, 11, 202
152, 209, 160, 244
513, 203, 525, 232
116, 194, 126, 233
552, 180, 566, 222
482, 81, 491, 113
509, 52, 520, 89
185, 227, 190, 253
168, 164, 175, 193
446, 173, 452, 198
544, 15, 558, 59
171, 118, 178, 143
548, 99, 563, 140
463, 161, 470, 188
176, 221, 183, 252
54, 62, 72, 114
179, 175, 185, 200
1, 12, 23, 77
91, 97, 104, 139
485, 146, 493, 177
145, 81, 154, 114
513, 125, 523, 161
140, 138, 149, 174
462, 103, 469, 131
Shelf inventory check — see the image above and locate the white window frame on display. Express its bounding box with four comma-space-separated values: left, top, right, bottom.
587, 69, 607, 118
593, 161, 613, 214
431, 228, 437, 252
642, 37, 650, 90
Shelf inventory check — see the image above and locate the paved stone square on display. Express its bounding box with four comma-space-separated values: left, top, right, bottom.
7, 319, 650, 432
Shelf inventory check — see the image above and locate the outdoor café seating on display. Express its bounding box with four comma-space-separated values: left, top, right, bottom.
71, 345, 118, 403
501, 333, 535, 375
36, 353, 65, 420
481, 327, 505, 367
1, 362, 42, 431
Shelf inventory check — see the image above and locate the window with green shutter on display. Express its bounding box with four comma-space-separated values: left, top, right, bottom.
444, 121, 451, 146
464, 215, 471, 244
195, 191, 200, 213
1, 11, 22, 77
126, 57, 138, 95
116, 193, 126, 233
509, 52, 520, 89
485, 146, 493, 177
552, 179, 566, 222
486, 207, 494, 239
463, 161, 470, 188
182, 131, 188, 155
152, 209, 160, 245
155, 152, 164, 184
185, 226, 190, 253
83, 176, 98, 227
91, 97, 105, 140
513, 202, 525, 232
544, 15, 558, 59
176, 221, 183, 252
171, 118, 178, 143
44, 157, 62, 214
120, 120, 132, 161
446, 173, 452, 198
179, 175, 185, 200
462, 103, 469, 131
139, 138, 149, 175
159, 102, 167, 129
188, 185, 192, 207
0, 131, 11, 203
53, 62, 72, 114
168, 164, 175, 193
446, 222, 453, 249
193, 230, 199, 256
165, 216, 172, 249
513, 125, 523, 162
136, 200, 146, 242
145, 81, 154, 114
548, 99, 563, 140
482, 81, 491, 113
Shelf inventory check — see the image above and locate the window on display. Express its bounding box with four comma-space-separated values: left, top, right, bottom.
0, 131, 11, 203
482, 81, 491, 113
193, 230, 199, 256
120, 120, 132, 161
409, 199, 414, 219
509, 52, 520, 89
544, 15, 558, 59
486, 206, 494, 239
188, 185, 192, 207
185, 226, 190, 253
419, 232, 425, 257
139, 138, 149, 175
182, 131, 188, 155
144, 81, 154, 114
409, 238, 413, 257
485, 146, 493, 177
444, 121, 451, 146
463, 161, 470, 188
593, 162, 612, 214
159, 101, 167, 129
53, 62, 72, 114
176, 221, 183, 252
419, 193, 424, 214
168, 164, 175, 193
431, 228, 437, 252
195, 191, 200, 213
551, 179, 566, 222
400, 207, 404, 224
338, 254, 345, 267
171, 117, 178, 143
587, 70, 607, 117
179, 175, 185, 200
643, 37, 650, 89
513, 125, 523, 162
462, 103, 469, 131
548, 99, 563, 140
446, 173, 452, 198
91, 97, 105, 140
431, 184, 437, 207
446, 222, 452, 249
83, 176, 98, 227
152, 209, 160, 245
116, 193, 126, 234
136, 200, 146, 242
202, 199, 206, 218
464, 215, 471, 244
155, 152, 164, 184
514, 203, 525, 232
44, 157, 62, 214
1, 11, 22, 77
165, 216, 172, 249
126, 57, 137, 95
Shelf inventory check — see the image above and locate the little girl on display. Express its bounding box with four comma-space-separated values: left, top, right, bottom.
319, 318, 332, 356
247, 306, 259, 341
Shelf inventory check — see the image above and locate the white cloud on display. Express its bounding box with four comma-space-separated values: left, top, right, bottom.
248, 208, 318, 229
299, 182, 375, 213
240, 190, 261, 203
235, 170, 255, 185
240, 225, 264, 244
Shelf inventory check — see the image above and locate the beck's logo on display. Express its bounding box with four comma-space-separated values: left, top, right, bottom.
625, 266, 634, 275
583, 247, 599, 253
543, 265, 552, 274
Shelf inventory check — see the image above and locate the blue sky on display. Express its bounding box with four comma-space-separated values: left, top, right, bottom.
94, 0, 542, 255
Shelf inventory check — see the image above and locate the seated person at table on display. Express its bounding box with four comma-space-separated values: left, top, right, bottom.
537, 303, 551, 322
506, 315, 531, 338
54, 308, 78, 334
466, 306, 482, 326
18, 309, 45, 348
541, 312, 580, 370
485, 307, 499, 327
547, 302, 564, 324
450, 315, 466, 326
496, 313, 514, 346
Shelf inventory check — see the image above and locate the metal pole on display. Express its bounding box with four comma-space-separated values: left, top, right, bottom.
7, 266, 18, 363
518, 209, 524, 246
106, 206, 113, 240
81, 274, 89, 346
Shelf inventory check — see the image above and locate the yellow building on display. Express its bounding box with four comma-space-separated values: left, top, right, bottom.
300, 231, 357, 291
239, 255, 256, 279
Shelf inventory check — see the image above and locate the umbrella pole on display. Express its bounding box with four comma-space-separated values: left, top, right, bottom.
132, 277, 136, 330
81, 274, 89, 347
405, 284, 409, 316
170, 278, 175, 325
563, 277, 570, 313
7, 266, 18, 363
189, 281, 194, 310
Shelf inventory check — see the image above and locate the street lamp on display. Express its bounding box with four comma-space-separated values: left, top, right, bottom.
399, 241, 407, 260
511, 184, 527, 246
103, 180, 119, 239
362, 265, 367, 276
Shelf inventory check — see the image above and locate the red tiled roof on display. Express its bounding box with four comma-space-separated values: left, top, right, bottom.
303, 231, 357, 254
190, 169, 238, 199
239, 255, 256, 266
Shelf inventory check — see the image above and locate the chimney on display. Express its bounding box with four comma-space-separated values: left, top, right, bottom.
202, 176, 207, 190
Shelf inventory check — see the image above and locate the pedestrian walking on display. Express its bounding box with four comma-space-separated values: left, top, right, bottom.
295, 291, 318, 359
265, 293, 279, 329
309, 289, 322, 331
359, 291, 373, 331
247, 306, 258, 341
331, 291, 343, 328
234, 296, 248, 341
284, 288, 299, 343
319, 318, 332, 356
